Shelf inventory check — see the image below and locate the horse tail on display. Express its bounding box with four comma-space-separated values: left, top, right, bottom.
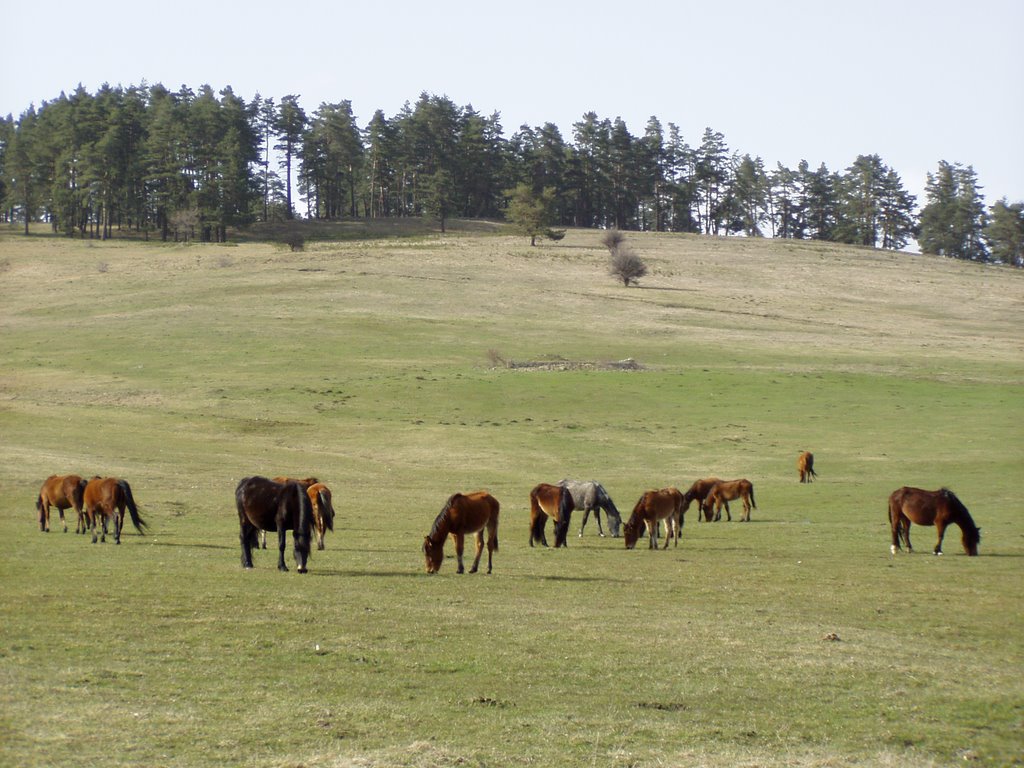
318, 489, 334, 531
118, 480, 147, 534
491, 497, 500, 552
529, 499, 545, 545
750, 484, 757, 509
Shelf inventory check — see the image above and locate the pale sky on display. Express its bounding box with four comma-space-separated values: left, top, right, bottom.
2, 0, 1021, 206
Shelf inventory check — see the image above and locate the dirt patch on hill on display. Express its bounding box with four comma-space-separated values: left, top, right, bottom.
496, 355, 644, 372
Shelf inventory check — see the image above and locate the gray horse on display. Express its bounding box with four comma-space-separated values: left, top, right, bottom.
558, 479, 622, 537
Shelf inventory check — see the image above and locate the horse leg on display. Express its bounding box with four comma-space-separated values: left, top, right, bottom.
486, 522, 497, 574
454, 533, 466, 574
469, 531, 484, 574
722, 500, 732, 522
40, 502, 50, 532
240, 521, 256, 569
578, 509, 590, 538
595, 509, 605, 537
933, 521, 947, 555
58, 507, 68, 533
742, 497, 751, 522
277, 527, 288, 571
903, 520, 913, 553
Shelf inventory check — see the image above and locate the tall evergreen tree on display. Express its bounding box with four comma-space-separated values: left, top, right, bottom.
985, 198, 1024, 266
694, 127, 730, 235
918, 160, 988, 260
274, 95, 307, 219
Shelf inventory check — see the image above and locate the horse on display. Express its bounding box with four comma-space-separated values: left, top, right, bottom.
258, 477, 320, 548
558, 479, 622, 537
529, 483, 575, 548
623, 487, 685, 549
236, 476, 314, 572
682, 477, 721, 522
423, 491, 500, 574
306, 482, 335, 550
83, 477, 148, 544
36, 474, 88, 533
703, 479, 757, 522
888, 486, 980, 556
797, 451, 817, 483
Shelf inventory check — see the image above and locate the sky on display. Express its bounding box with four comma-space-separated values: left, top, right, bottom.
2, 0, 1022, 206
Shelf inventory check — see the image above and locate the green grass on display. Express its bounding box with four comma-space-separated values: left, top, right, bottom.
1, 223, 1022, 767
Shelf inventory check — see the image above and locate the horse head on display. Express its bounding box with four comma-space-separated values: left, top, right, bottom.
423, 536, 443, 573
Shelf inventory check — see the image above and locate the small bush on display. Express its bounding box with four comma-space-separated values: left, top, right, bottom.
600, 229, 626, 254
281, 231, 305, 252
609, 247, 648, 286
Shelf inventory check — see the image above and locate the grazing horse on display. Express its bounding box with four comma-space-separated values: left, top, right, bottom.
83, 477, 147, 544
703, 479, 757, 522
797, 451, 817, 483
36, 474, 88, 533
559, 479, 622, 537
682, 477, 721, 522
624, 487, 685, 549
529, 483, 575, 548
236, 476, 314, 572
423, 491, 500, 574
306, 482, 335, 550
889, 487, 980, 556
259, 477, 320, 548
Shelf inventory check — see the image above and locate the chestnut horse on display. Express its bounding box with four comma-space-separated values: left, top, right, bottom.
36, 474, 88, 533
889, 487, 980, 556
558, 479, 622, 537
703, 479, 757, 522
797, 451, 817, 483
682, 477, 721, 522
236, 476, 314, 572
83, 477, 148, 544
423, 491, 500, 574
529, 483, 575, 548
624, 487, 685, 549
259, 477, 320, 548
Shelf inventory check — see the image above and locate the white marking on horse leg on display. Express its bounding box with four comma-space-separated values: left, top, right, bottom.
890, 544, 897, 555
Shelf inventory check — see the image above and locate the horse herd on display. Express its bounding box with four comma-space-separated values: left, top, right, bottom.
34, 451, 982, 575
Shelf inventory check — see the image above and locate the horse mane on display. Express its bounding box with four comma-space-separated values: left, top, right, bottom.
429, 494, 459, 541
942, 488, 980, 540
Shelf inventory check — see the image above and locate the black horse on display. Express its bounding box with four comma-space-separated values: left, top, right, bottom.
236, 476, 314, 572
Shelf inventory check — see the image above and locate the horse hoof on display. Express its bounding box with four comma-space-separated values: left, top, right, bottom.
297, 567, 308, 574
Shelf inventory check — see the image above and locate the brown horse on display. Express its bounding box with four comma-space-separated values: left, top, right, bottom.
306, 482, 335, 550
703, 479, 757, 522
423, 491, 500, 574
797, 451, 817, 483
36, 474, 88, 533
259, 477, 321, 548
529, 483, 575, 548
624, 487, 685, 549
83, 477, 148, 544
236, 476, 314, 572
889, 487, 980, 556
682, 477, 721, 522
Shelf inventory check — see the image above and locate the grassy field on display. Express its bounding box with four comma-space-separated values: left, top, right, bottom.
1, 222, 1022, 768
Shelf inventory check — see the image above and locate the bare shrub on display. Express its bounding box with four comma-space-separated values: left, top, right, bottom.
486, 349, 509, 368
281, 230, 305, 252
600, 229, 626, 254
609, 246, 648, 286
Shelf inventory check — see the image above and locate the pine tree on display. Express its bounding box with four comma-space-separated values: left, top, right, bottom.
985, 199, 1024, 266
274, 95, 307, 219
919, 161, 988, 260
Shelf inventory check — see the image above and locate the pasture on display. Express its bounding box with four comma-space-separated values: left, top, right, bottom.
1, 223, 1022, 767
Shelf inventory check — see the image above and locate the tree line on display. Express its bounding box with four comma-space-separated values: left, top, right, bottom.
0, 83, 1021, 264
